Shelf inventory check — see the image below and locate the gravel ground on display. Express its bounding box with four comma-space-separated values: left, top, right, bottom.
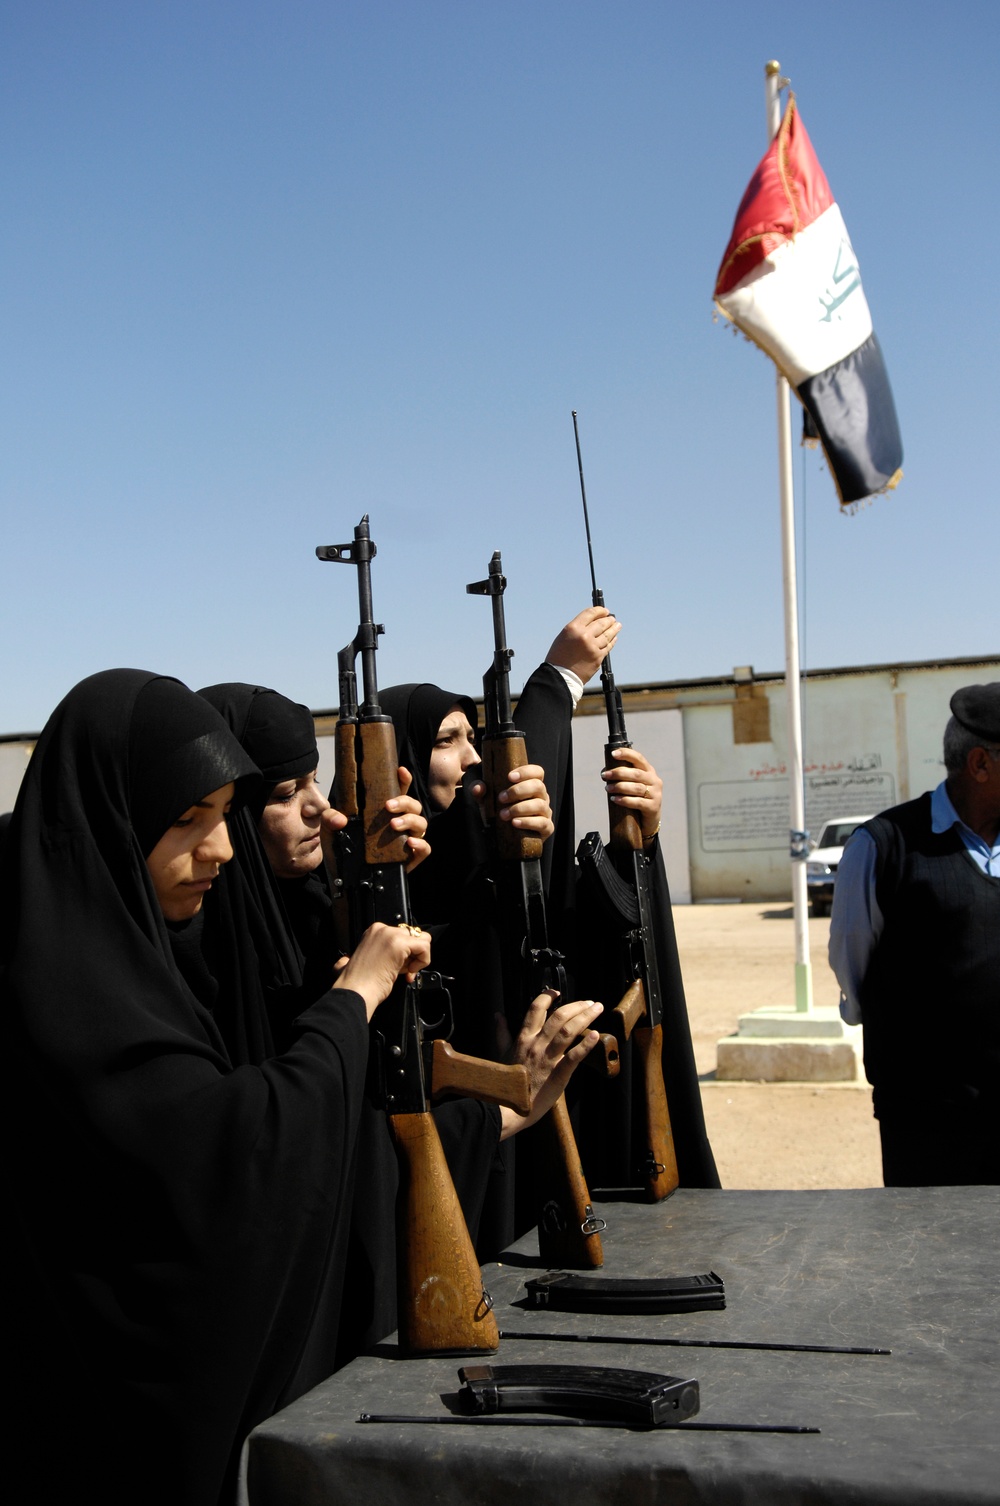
673, 902, 884, 1191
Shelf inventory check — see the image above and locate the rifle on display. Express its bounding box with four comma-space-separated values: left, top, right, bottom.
570, 412, 680, 1202
467, 551, 606, 1270
317, 515, 531, 1355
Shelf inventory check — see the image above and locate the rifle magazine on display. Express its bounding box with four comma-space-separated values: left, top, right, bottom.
458, 1362, 700, 1427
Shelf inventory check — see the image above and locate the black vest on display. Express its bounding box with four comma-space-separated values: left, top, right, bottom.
860, 793, 1000, 1136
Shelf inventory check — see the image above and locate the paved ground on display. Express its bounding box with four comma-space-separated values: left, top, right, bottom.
673, 902, 884, 1191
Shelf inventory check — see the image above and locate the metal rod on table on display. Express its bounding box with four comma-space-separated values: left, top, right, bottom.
358, 1413, 820, 1434
499, 1328, 890, 1357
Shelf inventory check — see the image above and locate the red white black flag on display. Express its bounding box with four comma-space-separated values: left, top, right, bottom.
714, 96, 903, 508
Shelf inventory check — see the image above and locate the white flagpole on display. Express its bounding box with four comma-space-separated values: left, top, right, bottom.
765, 60, 813, 1013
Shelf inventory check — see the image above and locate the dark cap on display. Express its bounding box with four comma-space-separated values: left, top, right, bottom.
949, 682, 1000, 744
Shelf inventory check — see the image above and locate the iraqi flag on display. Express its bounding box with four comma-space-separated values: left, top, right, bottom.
714, 96, 903, 508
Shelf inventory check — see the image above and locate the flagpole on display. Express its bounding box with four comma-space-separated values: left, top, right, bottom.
765, 60, 813, 1013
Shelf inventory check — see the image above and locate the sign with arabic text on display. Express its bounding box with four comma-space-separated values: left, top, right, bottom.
697, 760, 896, 853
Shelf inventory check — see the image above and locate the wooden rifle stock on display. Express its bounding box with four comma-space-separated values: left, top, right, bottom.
633, 1020, 677, 1197
535, 1111, 604, 1267
535, 1094, 607, 1268
390, 1112, 498, 1355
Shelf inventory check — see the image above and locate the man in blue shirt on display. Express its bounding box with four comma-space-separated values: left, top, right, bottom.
829, 682, 1000, 1185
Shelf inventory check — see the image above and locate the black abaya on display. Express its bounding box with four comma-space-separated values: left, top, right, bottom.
199, 681, 334, 1017
512, 664, 720, 1190
2, 670, 371, 1505
379, 683, 500, 1057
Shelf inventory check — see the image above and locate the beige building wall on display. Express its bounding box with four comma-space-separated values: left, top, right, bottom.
0, 741, 33, 813
2, 657, 996, 906
570, 702, 691, 904
588, 655, 998, 902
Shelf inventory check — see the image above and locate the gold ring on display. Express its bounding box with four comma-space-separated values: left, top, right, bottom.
397, 923, 422, 937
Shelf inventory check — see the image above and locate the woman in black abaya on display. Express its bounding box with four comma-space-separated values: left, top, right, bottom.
511, 668, 721, 1193
2, 669, 426, 1505
378, 680, 569, 1254
198, 680, 504, 1357
381, 667, 720, 1196
377, 683, 497, 1043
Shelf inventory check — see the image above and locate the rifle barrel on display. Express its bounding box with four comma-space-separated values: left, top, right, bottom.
319, 516, 508, 1357
572, 410, 601, 604
571, 413, 628, 750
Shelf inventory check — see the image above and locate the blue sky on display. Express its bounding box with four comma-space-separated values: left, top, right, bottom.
2, 1, 998, 734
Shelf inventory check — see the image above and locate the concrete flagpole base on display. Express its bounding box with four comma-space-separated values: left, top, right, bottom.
715, 1005, 862, 1082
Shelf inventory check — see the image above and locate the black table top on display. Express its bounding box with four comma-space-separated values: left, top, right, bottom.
246, 1186, 1000, 1505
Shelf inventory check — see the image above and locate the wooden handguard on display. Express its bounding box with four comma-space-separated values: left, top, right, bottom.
481, 733, 543, 863
390, 1111, 500, 1355
429, 1040, 531, 1115
332, 721, 359, 819
536, 1095, 604, 1269
357, 721, 410, 866
634, 1023, 679, 1201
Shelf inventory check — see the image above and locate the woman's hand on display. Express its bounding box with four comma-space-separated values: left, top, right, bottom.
546, 605, 622, 685
496, 764, 554, 841
602, 746, 663, 843
499, 991, 603, 1139
332, 921, 431, 1020
389, 766, 431, 872
323, 768, 430, 874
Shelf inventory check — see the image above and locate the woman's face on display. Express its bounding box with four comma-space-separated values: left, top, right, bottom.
145, 782, 236, 921
258, 771, 330, 879
428, 708, 480, 810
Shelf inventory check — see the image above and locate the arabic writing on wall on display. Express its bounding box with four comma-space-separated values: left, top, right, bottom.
698, 768, 896, 853
748, 752, 883, 781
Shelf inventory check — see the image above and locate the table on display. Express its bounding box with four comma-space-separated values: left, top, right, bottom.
246, 1186, 1000, 1505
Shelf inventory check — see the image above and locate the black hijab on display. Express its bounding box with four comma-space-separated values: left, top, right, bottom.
1, 670, 261, 1065
200, 682, 318, 811
379, 682, 488, 938
378, 682, 478, 813
3, 669, 371, 1505
199, 681, 334, 1006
